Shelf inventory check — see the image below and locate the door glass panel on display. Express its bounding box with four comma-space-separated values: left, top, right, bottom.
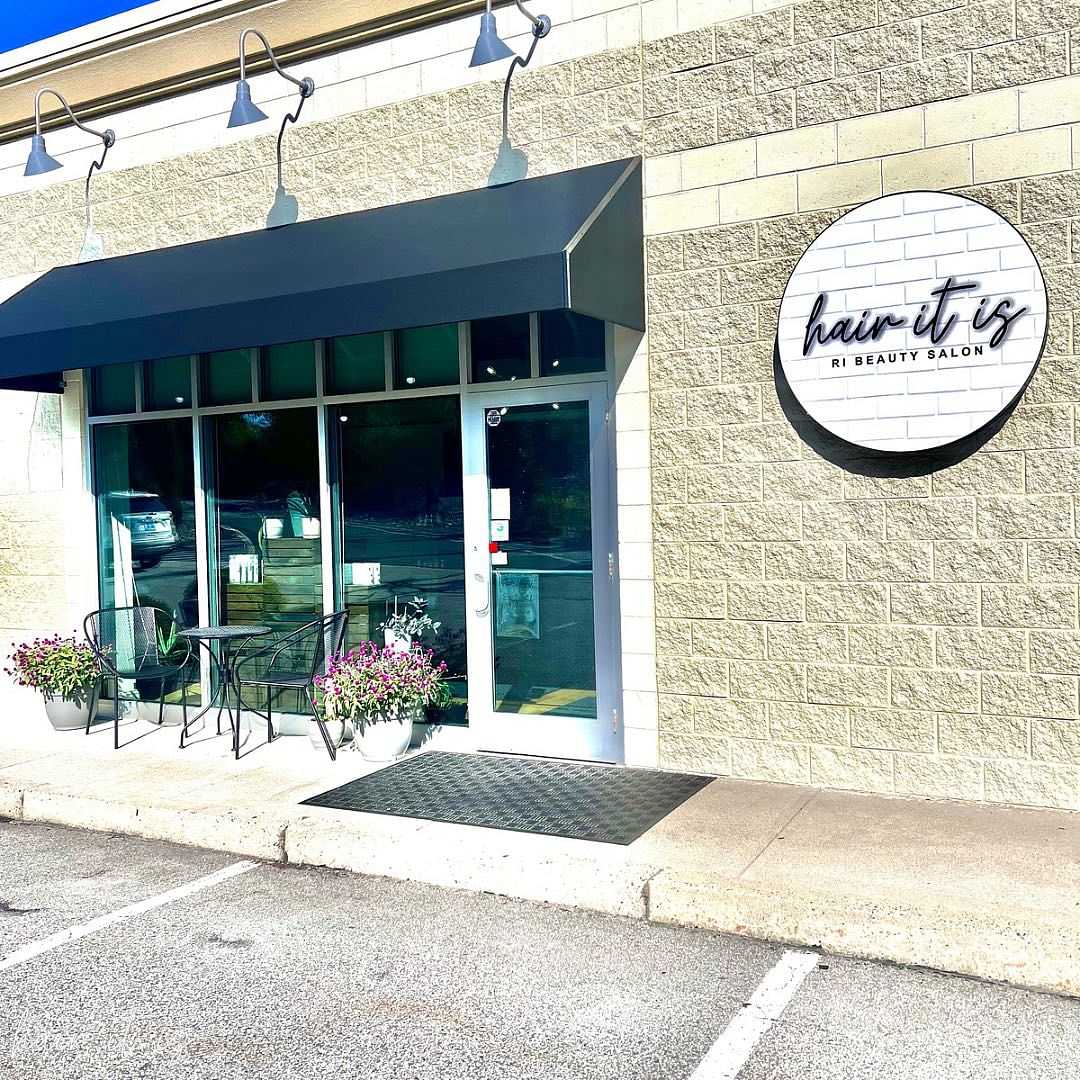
261, 341, 316, 400
471, 315, 530, 383
144, 356, 191, 411
394, 324, 459, 389
539, 311, 605, 376
210, 409, 321, 711
484, 400, 596, 718
337, 397, 467, 721
93, 418, 200, 706
201, 349, 252, 406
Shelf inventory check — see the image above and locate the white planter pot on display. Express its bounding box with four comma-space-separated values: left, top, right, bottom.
43, 693, 93, 731
353, 707, 418, 762
308, 716, 347, 753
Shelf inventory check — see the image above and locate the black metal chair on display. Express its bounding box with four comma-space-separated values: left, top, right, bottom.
83, 606, 193, 749
234, 610, 348, 760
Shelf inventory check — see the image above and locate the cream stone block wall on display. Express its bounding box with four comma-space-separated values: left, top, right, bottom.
0, 0, 1079, 806
640, 3, 1080, 810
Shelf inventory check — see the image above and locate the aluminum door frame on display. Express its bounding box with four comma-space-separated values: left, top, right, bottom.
461, 381, 623, 763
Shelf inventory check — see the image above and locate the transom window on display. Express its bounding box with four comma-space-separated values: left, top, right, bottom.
87, 313, 607, 417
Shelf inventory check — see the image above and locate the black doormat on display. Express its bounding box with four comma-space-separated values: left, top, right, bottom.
300, 751, 712, 845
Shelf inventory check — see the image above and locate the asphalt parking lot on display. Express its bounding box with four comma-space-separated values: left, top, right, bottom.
1, 818, 1077, 1080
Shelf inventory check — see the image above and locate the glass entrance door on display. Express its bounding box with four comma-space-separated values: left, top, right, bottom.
462, 385, 621, 762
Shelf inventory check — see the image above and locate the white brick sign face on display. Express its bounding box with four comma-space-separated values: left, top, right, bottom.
776, 192, 1047, 453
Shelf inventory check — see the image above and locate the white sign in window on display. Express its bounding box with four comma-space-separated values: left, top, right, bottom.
776, 191, 1047, 454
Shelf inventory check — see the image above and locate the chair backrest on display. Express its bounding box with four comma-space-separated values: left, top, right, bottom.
84, 606, 167, 677
259, 610, 349, 680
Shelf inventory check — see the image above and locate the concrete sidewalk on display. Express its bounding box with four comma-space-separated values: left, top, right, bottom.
1, 713, 1077, 997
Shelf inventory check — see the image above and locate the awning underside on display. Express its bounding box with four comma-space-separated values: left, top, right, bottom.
0, 157, 644, 392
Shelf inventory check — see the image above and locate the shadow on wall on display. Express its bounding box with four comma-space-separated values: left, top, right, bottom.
772, 342, 1040, 479
488, 137, 529, 187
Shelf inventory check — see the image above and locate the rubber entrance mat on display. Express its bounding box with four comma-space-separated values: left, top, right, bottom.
301, 751, 713, 845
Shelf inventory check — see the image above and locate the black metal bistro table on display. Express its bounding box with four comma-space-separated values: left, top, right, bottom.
178, 625, 272, 758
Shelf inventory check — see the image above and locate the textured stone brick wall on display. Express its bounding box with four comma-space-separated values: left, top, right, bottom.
2, 0, 1080, 805
642, 1, 1080, 809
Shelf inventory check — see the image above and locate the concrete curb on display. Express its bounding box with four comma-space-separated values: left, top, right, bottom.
4, 775, 1078, 997
645, 868, 1080, 998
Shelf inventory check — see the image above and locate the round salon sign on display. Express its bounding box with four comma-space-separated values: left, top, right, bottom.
776, 191, 1047, 453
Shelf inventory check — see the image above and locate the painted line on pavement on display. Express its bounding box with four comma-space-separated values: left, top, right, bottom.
0, 860, 256, 973
689, 949, 820, 1080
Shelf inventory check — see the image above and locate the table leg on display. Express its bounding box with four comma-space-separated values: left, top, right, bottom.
180, 640, 230, 749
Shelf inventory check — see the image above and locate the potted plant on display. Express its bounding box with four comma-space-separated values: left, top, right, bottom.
314, 640, 448, 762
378, 595, 440, 653
6, 634, 101, 731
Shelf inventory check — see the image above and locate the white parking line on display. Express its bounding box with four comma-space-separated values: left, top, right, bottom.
690, 949, 820, 1080
0, 860, 256, 973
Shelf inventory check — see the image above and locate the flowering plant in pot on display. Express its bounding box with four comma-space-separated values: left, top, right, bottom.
314, 640, 448, 761
6, 634, 100, 731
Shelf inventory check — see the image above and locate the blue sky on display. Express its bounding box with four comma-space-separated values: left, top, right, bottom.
0, 2, 154, 53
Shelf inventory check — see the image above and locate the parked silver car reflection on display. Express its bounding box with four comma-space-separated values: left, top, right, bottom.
105, 490, 178, 568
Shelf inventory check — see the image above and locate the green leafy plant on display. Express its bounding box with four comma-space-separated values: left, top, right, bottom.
6, 635, 99, 704
156, 620, 179, 659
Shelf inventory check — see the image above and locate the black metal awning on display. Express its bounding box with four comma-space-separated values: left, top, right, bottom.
0, 157, 643, 392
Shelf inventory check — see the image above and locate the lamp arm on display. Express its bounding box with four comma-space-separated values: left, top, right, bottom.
238, 27, 315, 98
501, 20, 544, 142
33, 87, 115, 147
513, 0, 545, 30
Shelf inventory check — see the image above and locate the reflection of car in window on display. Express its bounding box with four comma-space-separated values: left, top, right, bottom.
104, 490, 178, 568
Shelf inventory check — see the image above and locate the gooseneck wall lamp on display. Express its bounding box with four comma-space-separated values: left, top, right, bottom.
469, 1, 552, 185
24, 88, 116, 178
25, 88, 117, 261
228, 28, 316, 227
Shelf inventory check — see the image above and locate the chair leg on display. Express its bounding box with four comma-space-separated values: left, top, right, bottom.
179, 666, 189, 749
306, 686, 336, 761
266, 688, 274, 745
158, 678, 166, 727
85, 678, 100, 736
113, 678, 120, 751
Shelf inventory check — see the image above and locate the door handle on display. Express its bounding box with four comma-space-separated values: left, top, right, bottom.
473, 571, 489, 617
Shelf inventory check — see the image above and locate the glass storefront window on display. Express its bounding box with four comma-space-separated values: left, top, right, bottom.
201, 349, 252, 406
93, 418, 200, 705
144, 356, 191, 411
261, 341, 316, 401
327, 333, 385, 395
210, 408, 322, 630
394, 324, 459, 389
91, 363, 138, 415
470, 315, 531, 383
539, 311, 606, 376
209, 408, 322, 713
337, 396, 467, 721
